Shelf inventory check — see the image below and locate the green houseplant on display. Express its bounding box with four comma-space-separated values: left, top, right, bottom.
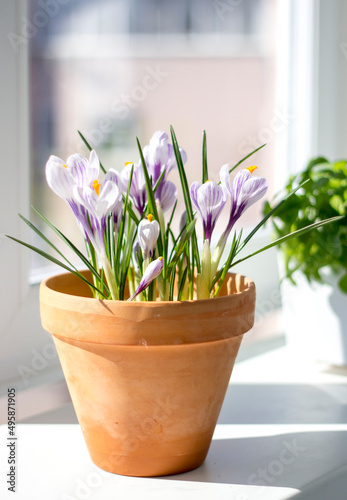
263, 156, 347, 292
264, 156, 347, 365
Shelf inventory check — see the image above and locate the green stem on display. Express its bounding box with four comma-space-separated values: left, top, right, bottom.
101, 256, 119, 300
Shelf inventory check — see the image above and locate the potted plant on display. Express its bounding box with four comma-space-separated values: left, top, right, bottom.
8, 129, 341, 477
263, 157, 347, 365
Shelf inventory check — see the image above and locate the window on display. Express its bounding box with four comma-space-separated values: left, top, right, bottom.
29, 0, 278, 278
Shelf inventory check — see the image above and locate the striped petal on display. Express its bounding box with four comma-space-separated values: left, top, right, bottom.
138, 216, 160, 259
127, 257, 164, 301
45, 155, 75, 201
156, 180, 177, 213
190, 180, 227, 243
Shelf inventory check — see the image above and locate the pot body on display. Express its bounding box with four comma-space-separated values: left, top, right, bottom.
40, 271, 256, 476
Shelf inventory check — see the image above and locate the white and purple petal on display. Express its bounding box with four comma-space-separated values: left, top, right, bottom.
127, 257, 164, 302
190, 180, 227, 243
45, 155, 75, 201
156, 180, 177, 213
138, 217, 160, 259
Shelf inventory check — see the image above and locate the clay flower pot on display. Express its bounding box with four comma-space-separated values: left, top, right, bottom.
40, 270, 256, 477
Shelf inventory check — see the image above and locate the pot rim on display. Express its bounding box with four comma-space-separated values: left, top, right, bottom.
40, 269, 255, 307
40, 270, 256, 345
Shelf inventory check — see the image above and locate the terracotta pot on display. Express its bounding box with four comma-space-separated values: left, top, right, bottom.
40, 270, 256, 477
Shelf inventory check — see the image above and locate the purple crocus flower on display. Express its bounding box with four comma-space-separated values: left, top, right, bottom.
144, 131, 186, 212
211, 165, 268, 277
75, 174, 122, 255
127, 257, 164, 302
138, 214, 160, 260
190, 180, 227, 244
143, 130, 187, 185
220, 164, 268, 234
45, 150, 103, 245
121, 131, 186, 215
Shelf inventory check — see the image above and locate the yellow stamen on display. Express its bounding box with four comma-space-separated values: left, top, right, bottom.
247, 165, 258, 174
62, 164, 68, 169
159, 257, 163, 261
125, 161, 134, 167
147, 214, 154, 222
92, 179, 101, 196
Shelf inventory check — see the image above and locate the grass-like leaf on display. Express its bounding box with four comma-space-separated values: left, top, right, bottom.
136, 137, 163, 256
6, 235, 108, 298
116, 164, 134, 273
217, 144, 266, 186
177, 266, 188, 301
77, 130, 107, 174
202, 130, 208, 183
169, 219, 196, 268
228, 143, 266, 175
31, 207, 106, 289
170, 125, 201, 272
213, 230, 243, 297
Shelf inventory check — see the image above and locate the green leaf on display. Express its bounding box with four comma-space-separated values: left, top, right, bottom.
136, 137, 163, 256
169, 219, 196, 268
330, 195, 346, 215
170, 125, 200, 272
136, 138, 158, 218
169, 266, 176, 301
6, 235, 108, 298
217, 144, 266, 185
31, 207, 106, 289
202, 130, 208, 184
77, 130, 107, 174
213, 230, 243, 297
177, 266, 188, 301
338, 272, 347, 293
116, 164, 134, 275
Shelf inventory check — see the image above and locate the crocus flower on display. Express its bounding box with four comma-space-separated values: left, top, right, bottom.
220, 164, 268, 234
46, 150, 100, 200
144, 131, 186, 213
101, 169, 124, 231
143, 130, 187, 185
127, 257, 164, 302
120, 132, 186, 216
190, 180, 227, 244
211, 165, 268, 277
74, 174, 123, 254
45, 150, 103, 245
138, 214, 160, 260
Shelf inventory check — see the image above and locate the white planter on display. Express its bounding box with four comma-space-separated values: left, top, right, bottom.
281, 269, 347, 366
